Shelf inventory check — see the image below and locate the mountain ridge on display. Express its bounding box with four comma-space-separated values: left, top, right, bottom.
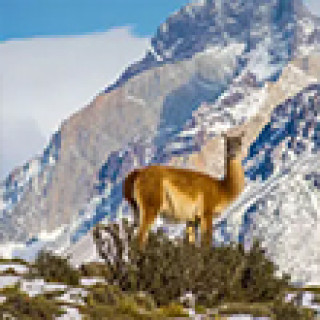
1, 0, 320, 285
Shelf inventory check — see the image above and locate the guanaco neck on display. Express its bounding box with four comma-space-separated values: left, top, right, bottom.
223, 155, 245, 199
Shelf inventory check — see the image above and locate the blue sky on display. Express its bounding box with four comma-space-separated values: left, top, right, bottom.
1, 0, 188, 41
1, 0, 320, 42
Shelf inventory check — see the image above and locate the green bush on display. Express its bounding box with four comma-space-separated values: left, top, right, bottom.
313, 293, 320, 304
93, 219, 318, 319
1, 291, 64, 320
271, 298, 315, 320
194, 304, 207, 314
94, 220, 290, 308
1, 267, 17, 275
1, 218, 315, 319
157, 302, 189, 317
28, 250, 80, 285
217, 302, 272, 317
0, 257, 29, 265
79, 262, 111, 278
0, 283, 20, 296
83, 284, 162, 319
86, 284, 123, 306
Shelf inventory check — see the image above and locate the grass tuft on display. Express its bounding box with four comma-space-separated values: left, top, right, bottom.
28, 250, 81, 285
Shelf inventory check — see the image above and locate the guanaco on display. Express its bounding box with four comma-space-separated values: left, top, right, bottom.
123, 132, 245, 248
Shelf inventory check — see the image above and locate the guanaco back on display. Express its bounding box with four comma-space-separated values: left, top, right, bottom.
123, 132, 245, 248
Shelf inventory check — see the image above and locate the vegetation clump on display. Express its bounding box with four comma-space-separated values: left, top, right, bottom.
28, 250, 81, 285
0, 267, 18, 275
271, 298, 316, 320
80, 261, 111, 279
1, 219, 317, 319
157, 302, 189, 317
0, 290, 64, 320
93, 219, 316, 319
82, 283, 163, 319
0, 257, 29, 265
94, 220, 288, 306
313, 294, 320, 304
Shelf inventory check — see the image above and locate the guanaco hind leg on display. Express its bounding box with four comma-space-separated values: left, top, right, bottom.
200, 211, 213, 246
137, 202, 158, 249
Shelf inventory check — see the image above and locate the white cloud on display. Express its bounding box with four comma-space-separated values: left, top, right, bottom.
0, 117, 46, 178
0, 27, 150, 179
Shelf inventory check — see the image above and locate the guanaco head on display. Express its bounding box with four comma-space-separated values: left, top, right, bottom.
222, 131, 245, 159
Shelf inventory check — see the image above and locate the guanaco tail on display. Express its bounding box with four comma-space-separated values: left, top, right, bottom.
123, 132, 245, 248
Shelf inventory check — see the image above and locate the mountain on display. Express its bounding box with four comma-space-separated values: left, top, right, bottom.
222, 82, 320, 285
1, 0, 320, 285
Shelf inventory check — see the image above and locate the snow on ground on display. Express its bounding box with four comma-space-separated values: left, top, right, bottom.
0, 275, 21, 289
20, 278, 67, 297
80, 277, 106, 287
57, 306, 83, 320
0, 225, 68, 262
19, 278, 47, 297
0, 243, 25, 259
301, 291, 320, 314
56, 287, 88, 306
0, 263, 28, 274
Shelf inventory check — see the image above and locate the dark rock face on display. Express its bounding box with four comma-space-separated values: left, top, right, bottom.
244, 84, 320, 181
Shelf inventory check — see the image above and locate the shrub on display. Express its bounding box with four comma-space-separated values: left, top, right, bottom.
83, 284, 161, 319
0, 283, 20, 296
157, 302, 189, 317
0, 257, 29, 265
313, 293, 320, 304
79, 262, 111, 278
1, 291, 64, 320
131, 291, 157, 311
1, 267, 17, 275
225, 240, 291, 303
271, 298, 315, 320
194, 304, 207, 314
94, 220, 291, 308
86, 284, 123, 306
217, 302, 272, 317
28, 250, 80, 285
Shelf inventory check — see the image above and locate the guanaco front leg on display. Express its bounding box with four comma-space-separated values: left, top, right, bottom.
200, 211, 213, 246
186, 221, 196, 244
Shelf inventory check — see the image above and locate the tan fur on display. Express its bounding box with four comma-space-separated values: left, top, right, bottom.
123, 133, 245, 248
161, 178, 204, 221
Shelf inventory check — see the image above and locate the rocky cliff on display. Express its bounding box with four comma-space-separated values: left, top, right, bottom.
1, 0, 319, 285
